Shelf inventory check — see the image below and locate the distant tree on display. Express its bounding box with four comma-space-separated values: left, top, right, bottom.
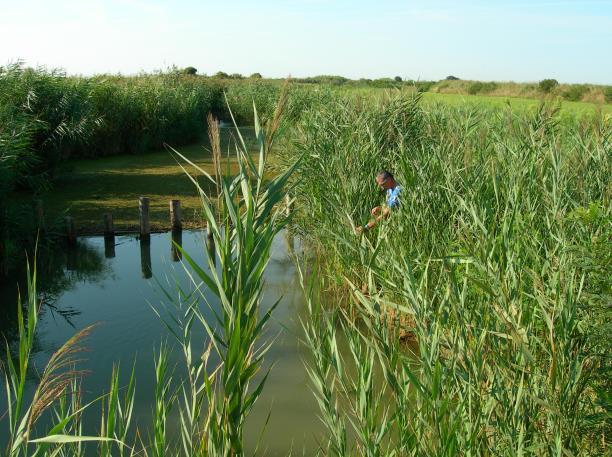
539, 78, 559, 93
394, 76, 402, 82
214, 71, 229, 78
230, 73, 245, 79
250, 72, 263, 78
445, 75, 460, 80
183, 66, 197, 75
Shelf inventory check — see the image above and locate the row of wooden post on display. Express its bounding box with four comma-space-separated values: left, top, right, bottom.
48, 196, 218, 279
42, 194, 292, 245
43, 193, 294, 278
56, 197, 189, 241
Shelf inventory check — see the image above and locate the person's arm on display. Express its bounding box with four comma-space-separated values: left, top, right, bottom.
362, 206, 391, 231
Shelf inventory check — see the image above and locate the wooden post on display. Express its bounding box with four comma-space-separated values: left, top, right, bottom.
103, 213, 114, 238
171, 229, 182, 262
65, 216, 76, 246
139, 197, 150, 240
169, 200, 182, 231
206, 226, 215, 266
140, 238, 152, 279
34, 199, 45, 232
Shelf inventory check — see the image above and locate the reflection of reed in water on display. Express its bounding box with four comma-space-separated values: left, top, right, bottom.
140, 238, 152, 279
66, 246, 78, 271
171, 229, 182, 262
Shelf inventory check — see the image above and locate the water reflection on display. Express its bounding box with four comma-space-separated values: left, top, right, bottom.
0, 230, 324, 454
171, 229, 182, 262
104, 235, 116, 258
140, 238, 152, 279
0, 239, 109, 375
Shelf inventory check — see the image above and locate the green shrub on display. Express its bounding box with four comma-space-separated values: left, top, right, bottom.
563, 84, 588, 102
467, 81, 498, 95
539, 78, 559, 93
604, 86, 612, 103
414, 81, 434, 92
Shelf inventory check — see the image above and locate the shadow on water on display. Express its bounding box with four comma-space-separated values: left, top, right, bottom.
0, 239, 109, 347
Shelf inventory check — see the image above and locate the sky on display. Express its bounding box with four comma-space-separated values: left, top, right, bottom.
0, 0, 611, 84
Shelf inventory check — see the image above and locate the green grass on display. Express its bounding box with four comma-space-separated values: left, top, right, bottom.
40, 129, 258, 233
338, 86, 611, 115
43, 143, 217, 233
421, 91, 612, 115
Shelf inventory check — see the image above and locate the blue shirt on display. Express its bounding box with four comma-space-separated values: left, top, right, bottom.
386, 185, 401, 208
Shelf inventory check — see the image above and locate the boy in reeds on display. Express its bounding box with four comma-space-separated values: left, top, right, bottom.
356, 170, 401, 234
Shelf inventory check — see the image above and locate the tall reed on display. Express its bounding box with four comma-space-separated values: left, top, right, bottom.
291, 93, 610, 455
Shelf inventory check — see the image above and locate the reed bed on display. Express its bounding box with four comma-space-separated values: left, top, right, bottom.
287, 93, 610, 455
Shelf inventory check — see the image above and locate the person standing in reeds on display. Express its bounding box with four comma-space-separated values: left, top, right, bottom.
356, 170, 401, 234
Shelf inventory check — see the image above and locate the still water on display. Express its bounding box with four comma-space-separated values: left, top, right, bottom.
0, 230, 325, 455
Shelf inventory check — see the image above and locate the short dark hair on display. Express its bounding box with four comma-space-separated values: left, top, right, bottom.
377, 170, 394, 180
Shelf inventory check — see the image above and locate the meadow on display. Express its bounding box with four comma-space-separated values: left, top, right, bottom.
1, 66, 611, 455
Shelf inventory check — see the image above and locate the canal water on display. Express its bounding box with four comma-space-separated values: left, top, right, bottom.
0, 230, 325, 455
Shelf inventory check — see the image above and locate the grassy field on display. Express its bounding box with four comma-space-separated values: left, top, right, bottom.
422, 91, 612, 115
341, 86, 611, 115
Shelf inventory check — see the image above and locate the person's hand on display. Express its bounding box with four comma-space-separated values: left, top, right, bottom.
371, 206, 381, 216
355, 223, 369, 235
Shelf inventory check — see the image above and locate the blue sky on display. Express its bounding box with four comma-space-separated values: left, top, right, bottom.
1, 0, 610, 83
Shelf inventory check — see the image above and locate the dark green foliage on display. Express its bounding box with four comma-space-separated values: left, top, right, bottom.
182, 66, 197, 75
605, 86, 612, 103
369, 77, 401, 88
445, 75, 460, 80
413, 80, 434, 92
214, 71, 229, 78
563, 84, 589, 102
394, 76, 402, 82
467, 81, 498, 94
295, 75, 349, 85
539, 78, 559, 93
249, 72, 263, 78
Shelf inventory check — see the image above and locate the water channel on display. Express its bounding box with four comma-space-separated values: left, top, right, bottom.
0, 230, 326, 455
